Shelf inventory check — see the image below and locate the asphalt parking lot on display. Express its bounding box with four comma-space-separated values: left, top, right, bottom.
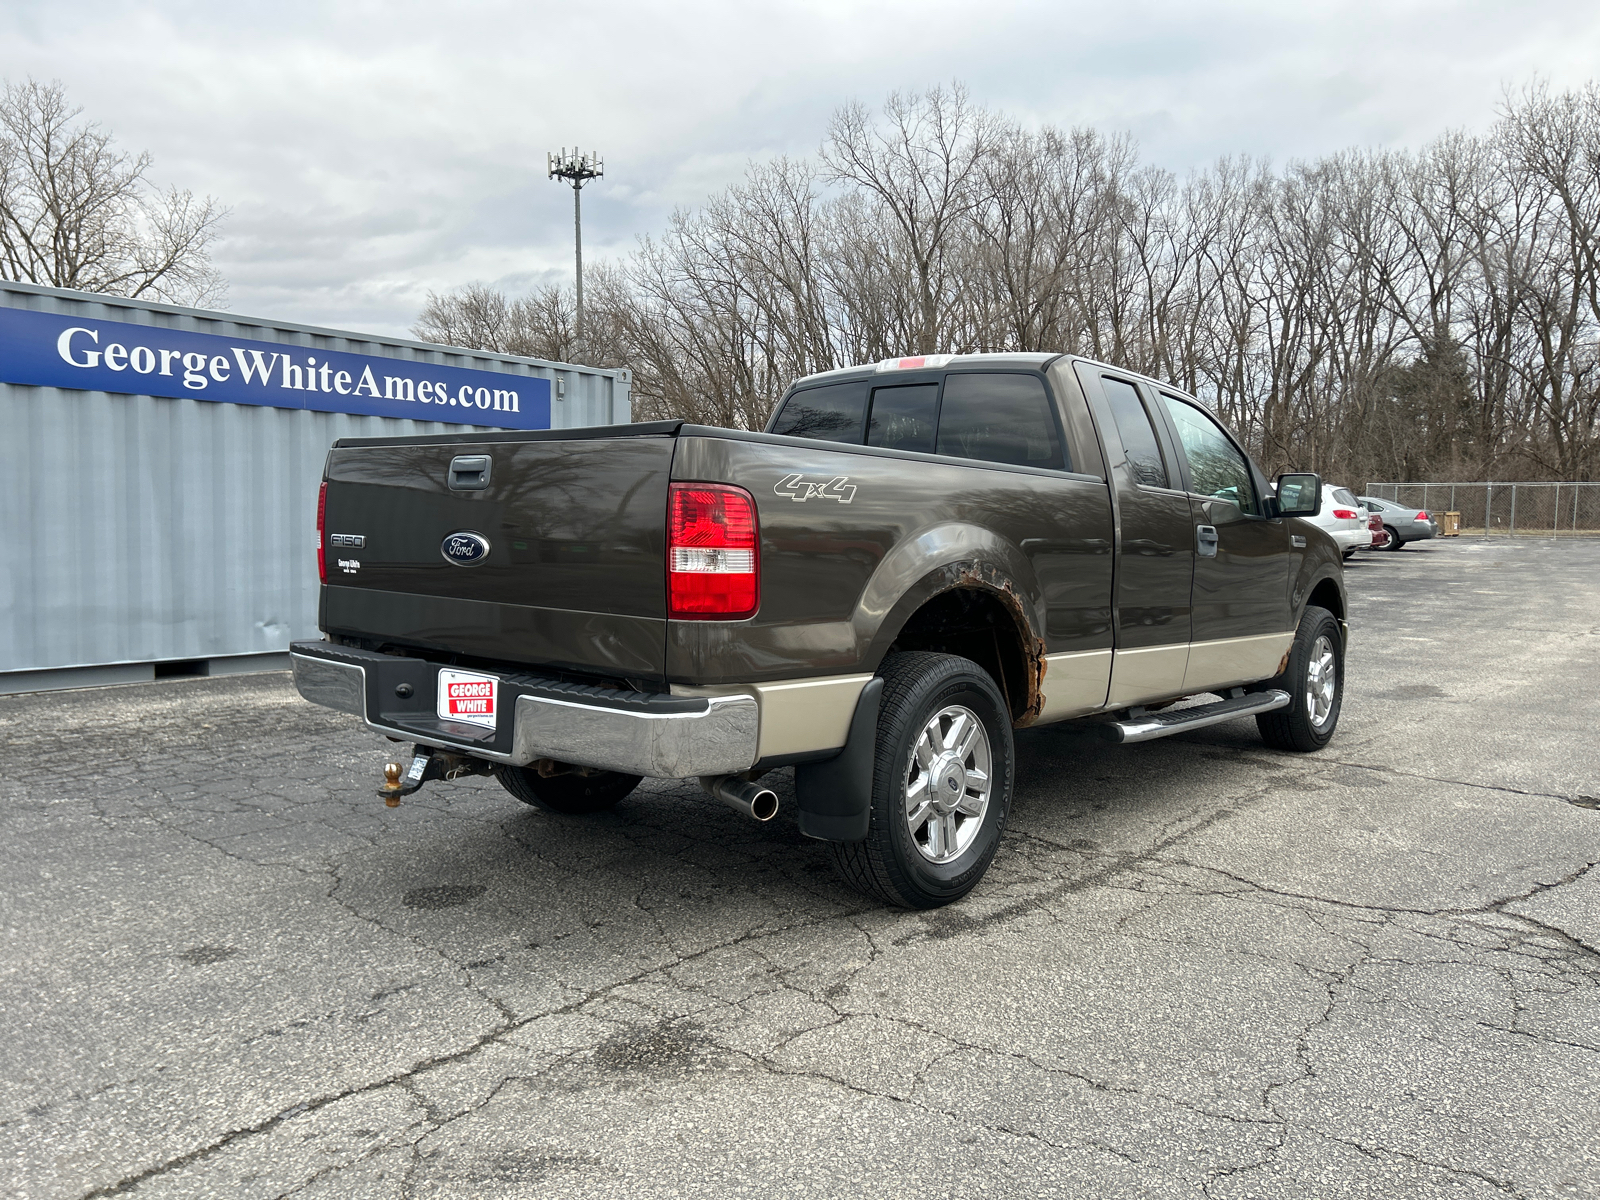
3, 537, 1598, 1199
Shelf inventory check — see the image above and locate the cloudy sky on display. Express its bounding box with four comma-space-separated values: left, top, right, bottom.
3, 0, 1598, 337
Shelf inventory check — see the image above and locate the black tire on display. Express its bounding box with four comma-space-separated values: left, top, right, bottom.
1256, 606, 1343, 752
828, 652, 1014, 909
1383, 525, 1404, 550
1341, 549, 1356, 560
493, 765, 641, 814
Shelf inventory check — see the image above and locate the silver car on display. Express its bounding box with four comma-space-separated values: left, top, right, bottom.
1358, 497, 1439, 550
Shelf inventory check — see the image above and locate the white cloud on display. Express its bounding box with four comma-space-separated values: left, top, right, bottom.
3, 0, 1596, 335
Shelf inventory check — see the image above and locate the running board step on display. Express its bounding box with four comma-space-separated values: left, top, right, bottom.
1105, 689, 1292, 744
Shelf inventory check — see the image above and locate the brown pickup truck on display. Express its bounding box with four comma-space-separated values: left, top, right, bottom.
291, 352, 1343, 908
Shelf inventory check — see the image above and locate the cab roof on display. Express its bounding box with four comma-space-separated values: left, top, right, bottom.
788, 352, 1062, 390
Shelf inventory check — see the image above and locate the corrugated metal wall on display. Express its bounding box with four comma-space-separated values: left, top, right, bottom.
0, 282, 632, 679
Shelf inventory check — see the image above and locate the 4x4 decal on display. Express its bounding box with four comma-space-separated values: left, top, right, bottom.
775, 474, 856, 503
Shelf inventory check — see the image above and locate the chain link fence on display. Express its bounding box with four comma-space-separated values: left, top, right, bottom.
1363, 482, 1600, 536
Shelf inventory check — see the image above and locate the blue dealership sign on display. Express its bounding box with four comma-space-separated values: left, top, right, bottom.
0, 305, 551, 428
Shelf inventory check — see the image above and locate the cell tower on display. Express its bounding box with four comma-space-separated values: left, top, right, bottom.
547, 148, 604, 343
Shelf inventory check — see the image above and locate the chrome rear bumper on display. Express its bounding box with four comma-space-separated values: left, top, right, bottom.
289, 643, 758, 779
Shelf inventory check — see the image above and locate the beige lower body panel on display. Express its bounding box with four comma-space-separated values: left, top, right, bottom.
1106, 632, 1295, 710
1182, 631, 1294, 694
672, 673, 873, 759
1034, 649, 1113, 723
1107, 644, 1191, 708
668, 631, 1291, 753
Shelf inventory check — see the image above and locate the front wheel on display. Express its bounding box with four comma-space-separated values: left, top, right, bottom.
828, 652, 1014, 909
494, 765, 641, 814
1256, 606, 1343, 752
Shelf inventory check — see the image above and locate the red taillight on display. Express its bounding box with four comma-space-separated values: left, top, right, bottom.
1368, 514, 1383, 529
668, 482, 759, 619
1416, 511, 1429, 521
316, 481, 327, 583
1332, 508, 1357, 520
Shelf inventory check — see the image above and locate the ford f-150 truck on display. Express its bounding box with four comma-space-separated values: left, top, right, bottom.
291, 352, 1343, 908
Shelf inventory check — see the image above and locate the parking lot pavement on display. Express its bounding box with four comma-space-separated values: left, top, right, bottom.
2, 538, 1597, 1200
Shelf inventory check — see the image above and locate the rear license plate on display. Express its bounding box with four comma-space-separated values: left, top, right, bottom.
437, 669, 499, 730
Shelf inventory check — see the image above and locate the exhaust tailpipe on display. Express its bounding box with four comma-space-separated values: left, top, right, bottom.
699, 775, 779, 822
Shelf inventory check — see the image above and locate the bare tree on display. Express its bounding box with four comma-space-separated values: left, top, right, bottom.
821, 84, 995, 353
421, 80, 1600, 480
0, 79, 226, 305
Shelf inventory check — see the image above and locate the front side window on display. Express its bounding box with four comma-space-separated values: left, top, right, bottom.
1160, 395, 1258, 514
867, 383, 939, 453
770, 380, 868, 444
1099, 377, 1168, 488
936, 373, 1065, 470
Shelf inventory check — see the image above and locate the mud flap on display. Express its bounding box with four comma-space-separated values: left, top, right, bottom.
794, 677, 883, 843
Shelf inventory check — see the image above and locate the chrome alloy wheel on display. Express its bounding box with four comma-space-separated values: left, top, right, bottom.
904, 704, 992, 864
1305, 634, 1337, 728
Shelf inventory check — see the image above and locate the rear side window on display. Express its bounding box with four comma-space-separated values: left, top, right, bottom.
937, 373, 1065, 470
770, 381, 868, 443
1099, 376, 1168, 488
1333, 487, 1358, 506
867, 383, 939, 453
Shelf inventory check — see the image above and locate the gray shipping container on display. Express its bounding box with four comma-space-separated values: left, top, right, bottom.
0, 282, 632, 693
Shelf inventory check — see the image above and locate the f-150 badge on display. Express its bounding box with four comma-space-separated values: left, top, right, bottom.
774, 474, 856, 503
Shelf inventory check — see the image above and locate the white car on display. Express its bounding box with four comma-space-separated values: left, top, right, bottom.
1303, 485, 1372, 558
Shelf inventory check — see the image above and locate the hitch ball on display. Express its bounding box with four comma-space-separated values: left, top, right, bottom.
382, 762, 404, 807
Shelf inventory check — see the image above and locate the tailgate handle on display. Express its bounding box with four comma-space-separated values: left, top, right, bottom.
448, 455, 492, 491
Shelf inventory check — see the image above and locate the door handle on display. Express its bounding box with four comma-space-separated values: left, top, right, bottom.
1196, 525, 1219, 557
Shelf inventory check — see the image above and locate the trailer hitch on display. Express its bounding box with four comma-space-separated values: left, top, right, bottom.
379, 746, 491, 805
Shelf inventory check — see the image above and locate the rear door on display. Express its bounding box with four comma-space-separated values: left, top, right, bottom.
936, 370, 1112, 663
1074, 364, 1194, 707
863, 371, 1112, 650
1152, 393, 1294, 692
320, 432, 675, 680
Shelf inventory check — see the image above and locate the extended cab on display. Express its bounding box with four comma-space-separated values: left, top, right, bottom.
292, 353, 1343, 908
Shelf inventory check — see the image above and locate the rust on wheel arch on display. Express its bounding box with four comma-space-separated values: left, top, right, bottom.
943, 562, 1048, 727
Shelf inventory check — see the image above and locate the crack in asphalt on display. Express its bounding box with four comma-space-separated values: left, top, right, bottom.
1325, 1133, 1530, 1199
70, 905, 855, 1199
1318, 757, 1600, 807
1155, 859, 1600, 953
9, 543, 1599, 1200
36, 782, 1600, 1200
56, 778, 1600, 1198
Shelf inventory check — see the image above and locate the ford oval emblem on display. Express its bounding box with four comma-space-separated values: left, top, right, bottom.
441, 531, 491, 567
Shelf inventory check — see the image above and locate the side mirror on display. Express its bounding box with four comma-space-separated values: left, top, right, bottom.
1272, 472, 1322, 517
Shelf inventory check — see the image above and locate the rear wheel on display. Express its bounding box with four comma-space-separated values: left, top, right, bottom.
494, 765, 641, 814
1341, 549, 1356, 560
1383, 525, 1404, 550
1257, 606, 1343, 752
829, 652, 1014, 909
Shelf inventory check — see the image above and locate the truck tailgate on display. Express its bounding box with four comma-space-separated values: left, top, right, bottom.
320, 434, 672, 680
